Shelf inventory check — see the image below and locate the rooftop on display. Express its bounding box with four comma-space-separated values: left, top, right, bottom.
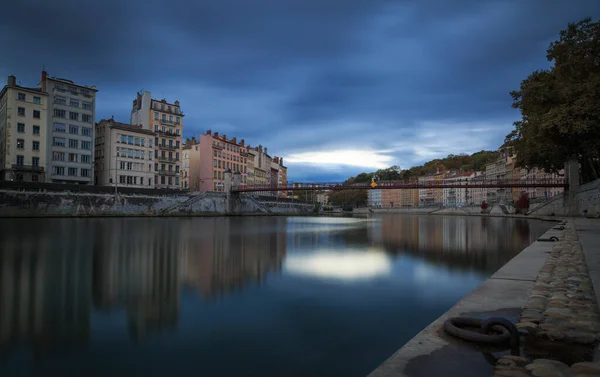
99, 118, 156, 136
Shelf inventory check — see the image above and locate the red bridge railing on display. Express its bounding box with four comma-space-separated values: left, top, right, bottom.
233, 179, 569, 193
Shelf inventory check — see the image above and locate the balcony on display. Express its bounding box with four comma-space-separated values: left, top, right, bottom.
159, 119, 180, 126
157, 170, 179, 176
157, 130, 179, 138
12, 164, 44, 172
158, 156, 180, 163
158, 144, 179, 150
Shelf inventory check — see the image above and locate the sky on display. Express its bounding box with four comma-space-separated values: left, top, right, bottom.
1, 0, 599, 182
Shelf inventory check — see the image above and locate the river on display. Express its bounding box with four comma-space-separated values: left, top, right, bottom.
0, 215, 552, 377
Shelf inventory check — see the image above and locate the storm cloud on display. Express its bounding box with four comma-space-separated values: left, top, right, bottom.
1, 0, 599, 181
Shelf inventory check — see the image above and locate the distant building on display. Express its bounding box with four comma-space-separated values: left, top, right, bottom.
39, 71, 97, 184
442, 171, 473, 207
368, 189, 382, 207
469, 171, 487, 205
418, 175, 436, 206
0, 75, 49, 182
94, 118, 156, 188
130, 91, 183, 189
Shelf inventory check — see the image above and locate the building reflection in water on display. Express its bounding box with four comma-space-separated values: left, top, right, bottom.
92, 219, 181, 341
0, 220, 93, 358
181, 217, 287, 299
376, 215, 539, 273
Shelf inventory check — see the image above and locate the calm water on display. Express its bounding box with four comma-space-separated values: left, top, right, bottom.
0, 215, 551, 377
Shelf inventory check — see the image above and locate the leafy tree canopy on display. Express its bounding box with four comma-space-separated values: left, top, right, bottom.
505, 18, 600, 182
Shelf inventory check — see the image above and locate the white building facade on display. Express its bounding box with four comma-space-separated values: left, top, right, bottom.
40, 71, 97, 184
94, 119, 156, 188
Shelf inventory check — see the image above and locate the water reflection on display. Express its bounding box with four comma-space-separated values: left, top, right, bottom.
0, 215, 550, 377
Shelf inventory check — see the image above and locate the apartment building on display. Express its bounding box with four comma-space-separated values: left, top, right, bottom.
0, 75, 48, 182
130, 91, 183, 189
442, 172, 473, 207
186, 130, 248, 192
181, 138, 201, 191
94, 118, 156, 188
469, 171, 487, 205
418, 175, 436, 206
39, 71, 97, 184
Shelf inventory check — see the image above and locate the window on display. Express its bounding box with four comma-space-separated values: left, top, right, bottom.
17, 139, 24, 149
168, 106, 172, 112
81, 155, 91, 163
218, 160, 221, 168
18, 93, 25, 101
168, 177, 173, 185
128, 136, 133, 144
213, 159, 217, 167
176, 152, 180, 160
54, 123, 66, 132
153, 103, 158, 109
161, 104, 165, 111
17, 123, 25, 133
161, 176, 165, 185
155, 137, 159, 145
81, 141, 91, 150
134, 137, 140, 146
55, 96, 66, 105
82, 102, 92, 110
53, 137, 66, 147
176, 129, 180, 135
53, 166, 65, 176
119, 175, 126, 184
162, 114, 166, 121
16, 155, 24, 165
80, 89, 90, 96
18, 107, 25, 116
81, 169, 90, 177
127, 162, 133, 170
69, 125, 79, 134
32, 141, 40, 151
53, 151, 65, 161
68, 86, 78, 94
169, 115, 173, 122
155, 163, 158, 171
127, 176, 133, 185
15, 174, 23, 181
70, 99, 79, 107
69, 153, 78, 162
33, 96, 41, 104
68, 167, 77, 176
33, 110, 40, 119
82, 114, 92, 123
119, 161, 126, 170
162, 126, 166, 133
154, 124, 159, 132
218, 171, 221, 179
81, 127, 91, 136
175, 108, 179, 114
32, 175, 39, 182
176, 140, 180, 148
154, 112, 159, 120
214, 171, 217, 179
69, 112, 79, 121
54, 109, 66, 118
33, 125, 40, 135
176, 116, 180, 124
141, 138, 145, 147
69, 139, 79, 148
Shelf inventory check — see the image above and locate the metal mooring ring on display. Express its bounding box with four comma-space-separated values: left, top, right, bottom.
443, 317, 511, 344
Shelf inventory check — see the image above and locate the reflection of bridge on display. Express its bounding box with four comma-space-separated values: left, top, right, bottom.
233, 179, 569, 193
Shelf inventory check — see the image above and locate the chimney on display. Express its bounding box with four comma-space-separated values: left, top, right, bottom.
259, 145, 263, 152
280, 157, 283, 166
41, 70, 47, 91
206, 129, 212, 135
7, 75, 16, 86
214, 132, 219, 138
231, 137, 236, 144
223, 134, 227, 140
240, 139, 245, 146
264, 147, 268, 154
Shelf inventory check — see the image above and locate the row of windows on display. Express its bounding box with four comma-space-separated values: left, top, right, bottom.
54, 84, 93, 98
13, 173, 40, 182
153, 112, 181, 124
17, 107, 41, 119
154, 125, 181, 134
53, 123, 92, 136
16, 139, 41, 151
118, 147, 152, 160
54, 96, 93, 110
119, 175, 152, 186
153, 102, 180, 114
213, 140, 243, 153
17, 93, 42, 104
119, 161, 152, 172
52, 166, 91, 177
15, 155, 40, 167
53, 109, 92, 123
156, 150, 180, 160
52, 137, 92, 149
213, 171, 248, 182
155, 137, 180, 148
154, 163, 180, 173
17, 123, 41, 135
213, 150, 247, 163
52, 152, 91, 163
155, 175, 180, 186
120, 134, 152, 147
213, 159, 247, 172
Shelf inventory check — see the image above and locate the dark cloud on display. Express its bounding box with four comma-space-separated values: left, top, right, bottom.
1, 0, 599, 181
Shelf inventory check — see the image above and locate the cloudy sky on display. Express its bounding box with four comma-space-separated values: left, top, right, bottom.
1, 0, 598, 181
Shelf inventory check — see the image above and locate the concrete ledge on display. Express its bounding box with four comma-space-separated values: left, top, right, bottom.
367, 222, 561, 377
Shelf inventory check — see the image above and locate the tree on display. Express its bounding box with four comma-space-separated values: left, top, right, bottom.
505, 18, 600, 182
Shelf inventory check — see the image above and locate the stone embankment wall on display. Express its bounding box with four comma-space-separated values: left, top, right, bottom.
530, 179, 600, 217
0, 190, 309, 217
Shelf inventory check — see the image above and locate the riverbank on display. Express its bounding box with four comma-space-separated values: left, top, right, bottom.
368, 218, 600, 377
